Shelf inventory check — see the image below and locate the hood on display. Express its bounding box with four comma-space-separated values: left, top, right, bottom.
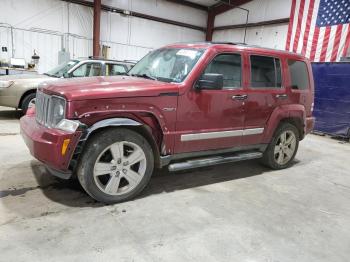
41, 76, 180, 101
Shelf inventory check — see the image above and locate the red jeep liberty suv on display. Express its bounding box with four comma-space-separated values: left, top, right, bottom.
20, 42, 315, 203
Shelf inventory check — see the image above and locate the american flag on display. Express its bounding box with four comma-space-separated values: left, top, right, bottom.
286, 0, 350, 62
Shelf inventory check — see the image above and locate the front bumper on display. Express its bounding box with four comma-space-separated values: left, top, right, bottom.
20, 115, 82, 173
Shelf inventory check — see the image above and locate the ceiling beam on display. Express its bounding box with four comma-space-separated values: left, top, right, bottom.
210, 0, 252, 15
214, 18, 290, 30
164, 0, 208, 11
61, 0, 206, 32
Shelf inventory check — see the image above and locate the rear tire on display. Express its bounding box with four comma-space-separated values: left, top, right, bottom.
21, 92, 36, 115
261, 123, 299, 169
77, 128, 154, 204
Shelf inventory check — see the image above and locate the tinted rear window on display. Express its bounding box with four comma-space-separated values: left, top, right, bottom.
288, 60, 309, 90
250, 56, 282, 88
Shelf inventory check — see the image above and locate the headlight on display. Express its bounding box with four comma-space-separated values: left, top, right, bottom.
0, 80, 14, 88
48, 96, 66, 127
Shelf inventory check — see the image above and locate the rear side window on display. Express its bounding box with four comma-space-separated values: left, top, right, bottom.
288, 60, 309, 90
204, 54, 241, 89
250, 56, 282, 88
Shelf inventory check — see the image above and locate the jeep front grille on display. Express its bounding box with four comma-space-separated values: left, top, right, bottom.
35, 91, 51, 126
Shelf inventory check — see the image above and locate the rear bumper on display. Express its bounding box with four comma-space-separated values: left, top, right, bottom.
20, 115, 82, 172
305, 116, 315, 135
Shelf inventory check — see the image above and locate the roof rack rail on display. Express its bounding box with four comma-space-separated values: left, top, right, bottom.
210, 41, 248, 45
172, 41, 247, 46
86, 56, 126, 62
88, 56, 104, 59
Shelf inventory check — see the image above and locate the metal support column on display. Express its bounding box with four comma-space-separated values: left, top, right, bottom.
206, 10, 215, 41
93, 0, 101, 57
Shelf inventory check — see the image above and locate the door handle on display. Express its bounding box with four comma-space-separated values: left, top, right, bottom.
276, 94, 288, 99
232, 94, 248, 100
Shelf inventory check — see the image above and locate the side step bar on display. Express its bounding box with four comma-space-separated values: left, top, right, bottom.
168, 151, 263, 172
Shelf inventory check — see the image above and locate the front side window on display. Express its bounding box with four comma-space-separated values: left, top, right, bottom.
72, 63, 102, 77
128, 48, 204, 83
288, 60, 309, 90
204, 54, 242, 89
106, 64, 127, 76
250, 56, 282, 88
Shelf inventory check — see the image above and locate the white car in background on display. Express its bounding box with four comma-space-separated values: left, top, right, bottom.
0, 58, 135, 113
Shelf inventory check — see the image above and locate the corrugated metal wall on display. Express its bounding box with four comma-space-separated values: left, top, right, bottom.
213, 0, 292, 50
0, 0, 206, 73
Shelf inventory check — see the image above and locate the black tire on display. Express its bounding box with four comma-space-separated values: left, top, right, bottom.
261, 123, 299, 170
77, 128, 154, 204
21, 92, 36, 114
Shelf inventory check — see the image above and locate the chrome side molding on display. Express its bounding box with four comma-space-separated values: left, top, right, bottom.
181, 128, 264, 142
242, 128, 264, 136
181, 130, 243, 141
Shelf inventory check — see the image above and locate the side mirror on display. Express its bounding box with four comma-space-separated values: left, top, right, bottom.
197, 73, 223, 90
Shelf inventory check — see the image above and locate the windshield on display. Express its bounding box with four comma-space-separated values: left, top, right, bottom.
128, 48, 204, 83
46, 60, 79, 77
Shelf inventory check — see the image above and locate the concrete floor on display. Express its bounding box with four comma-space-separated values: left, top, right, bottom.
0, 107, 349, 262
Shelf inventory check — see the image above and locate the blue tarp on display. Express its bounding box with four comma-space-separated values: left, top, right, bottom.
312, 63, 350, 138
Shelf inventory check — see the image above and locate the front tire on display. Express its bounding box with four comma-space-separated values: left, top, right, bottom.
21, 92, 36, 115
77, 128, 154, 204
261, 123, 299, 169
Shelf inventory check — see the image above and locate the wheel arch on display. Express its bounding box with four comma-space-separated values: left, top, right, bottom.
18, 88, 36, 109
81, 118, 162, 168
279, 117, 303, 139
263, 105, 306, 143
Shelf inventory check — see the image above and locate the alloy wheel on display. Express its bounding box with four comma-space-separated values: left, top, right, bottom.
93, 141, 147, 196
274, 130, 297, 165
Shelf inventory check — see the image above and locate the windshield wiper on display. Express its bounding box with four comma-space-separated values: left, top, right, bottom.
129, 73, 157, 81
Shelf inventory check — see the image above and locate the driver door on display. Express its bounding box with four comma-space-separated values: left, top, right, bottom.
174, 53, 246, 153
